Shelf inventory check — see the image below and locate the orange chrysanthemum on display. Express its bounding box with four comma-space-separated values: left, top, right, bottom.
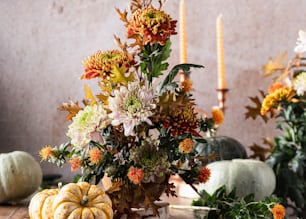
211, 106, 224, 126
261, 87, 295, 115
268, 82, 284, 94
69, 157, 82, 171
179, 138, 194, 154
271, 204, 286, 219
127, 7, 177, 45
89, 148, 103, 164
39, 145, 53, 161
127, 166, 144, 185
81, 50, 134, 84
197, 166, 211, 183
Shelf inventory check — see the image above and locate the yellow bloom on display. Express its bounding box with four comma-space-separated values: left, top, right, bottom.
268, 82, 284, 94
89, 148, 103, 164
39, 145, 53, 161
179, 138, 194, 154
271, 204, 286, 219
261, 87, 295, 115
211, 106, 224, 126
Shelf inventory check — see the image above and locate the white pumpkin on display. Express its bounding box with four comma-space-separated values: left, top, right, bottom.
0, 151, 43, 203
199, 159, 276, 200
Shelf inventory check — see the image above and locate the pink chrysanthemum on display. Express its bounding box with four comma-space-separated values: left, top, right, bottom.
108, 82, 156, 136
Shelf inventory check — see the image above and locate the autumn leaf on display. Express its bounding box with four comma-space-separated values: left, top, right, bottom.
248, 138, 274, 161
263, 52, 287, 76
115, 8, 128, 23
84, 85, 96, 106
244, 90, 267, 121
58, 99, 83, 121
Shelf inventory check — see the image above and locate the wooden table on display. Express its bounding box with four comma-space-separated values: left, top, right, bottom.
0, 195, 200, 219
0, 202, 29, 219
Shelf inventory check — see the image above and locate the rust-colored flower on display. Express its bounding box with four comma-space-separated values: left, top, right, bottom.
89, 148, 103, 164
211, 106, 224, 126
127, 166, 144, 185
261, 87, 295, 115
271, 204, 286, 219
197, 166, 211, 183
69, 157, 82, 171
163, 102, 201, 137
127, 7, 177, 45
39, 145, 53, 161
81, 50, 134, 84
179, 138, 194, 154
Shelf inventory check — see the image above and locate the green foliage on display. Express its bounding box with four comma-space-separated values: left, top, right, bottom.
265, 98, 306, 215
192, 186, 283, 219
140, 39, 172, 85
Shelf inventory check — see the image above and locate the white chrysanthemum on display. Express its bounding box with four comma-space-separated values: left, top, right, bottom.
294, 30, 306, 53
293, 72, 306, 96
67, 104, 109, 147
108, 82, 156, 136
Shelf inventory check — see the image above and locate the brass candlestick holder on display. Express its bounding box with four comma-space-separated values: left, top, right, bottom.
216, 88, 229, 113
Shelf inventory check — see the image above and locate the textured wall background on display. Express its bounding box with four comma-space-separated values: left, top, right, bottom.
1, 0, 306, 181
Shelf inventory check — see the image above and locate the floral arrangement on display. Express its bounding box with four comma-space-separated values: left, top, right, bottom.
40, 0, 222, 218
245, 30, 306, 217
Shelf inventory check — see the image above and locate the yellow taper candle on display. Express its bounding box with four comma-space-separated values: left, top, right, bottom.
180, 0, 187, 64
216, 14, 226, 89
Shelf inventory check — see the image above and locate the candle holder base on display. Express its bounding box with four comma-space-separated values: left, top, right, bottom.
216, 88, 229, 113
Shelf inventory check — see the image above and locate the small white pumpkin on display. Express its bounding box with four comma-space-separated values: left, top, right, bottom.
0, 151, 43, 203
199, 159, 276, 200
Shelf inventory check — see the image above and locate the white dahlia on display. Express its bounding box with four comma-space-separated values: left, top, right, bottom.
66, 104, 109, 148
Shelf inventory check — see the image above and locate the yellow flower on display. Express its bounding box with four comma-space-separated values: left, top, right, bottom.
39, 145, 53, 161
268, 82, 284, 94
179, 138, 194, 154
127, 7, 177, 46
211, 106, 224, 126
271, 204, 286, 219
261, 87, 295, 115
89, 148, 103, 164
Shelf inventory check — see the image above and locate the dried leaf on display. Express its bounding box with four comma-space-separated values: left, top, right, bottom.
248, 138, 274, 161
263, 52, 287, 76
57, 99, 83, 121
115, 8, 128, 23
84, 85, 96, 105
245, 90, 274, 122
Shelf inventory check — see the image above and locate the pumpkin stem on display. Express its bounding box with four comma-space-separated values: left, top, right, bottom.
81, 195, 89, 206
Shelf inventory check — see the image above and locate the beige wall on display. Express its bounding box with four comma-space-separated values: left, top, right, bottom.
1, 0, 305, 181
